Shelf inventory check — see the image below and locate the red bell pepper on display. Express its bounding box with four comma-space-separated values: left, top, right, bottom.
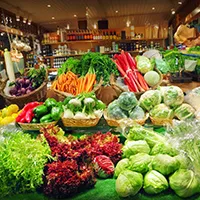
16, 102, 42, 123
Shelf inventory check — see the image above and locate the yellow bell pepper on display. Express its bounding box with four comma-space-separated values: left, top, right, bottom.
0, 116, 14, 125
1, 104, 19, 118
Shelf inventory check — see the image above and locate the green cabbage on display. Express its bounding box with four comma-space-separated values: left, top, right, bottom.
144, 71, 160, 87
159, 86, 184, 107
114, 158, 129, 178
139, 90, 162, 111
143, 170, 169, 194
174, 103, 195, 120
118, 92, 138, 111
107, 100, 127, 120
129, 153, 153, 174
129, 106, 145, 120
149, 104, 174, 119
127, 126, 166, 148
136, 56, 154, 74
150, 142, 178, 156
123, 140, 150, 158
116, 169, 143, 197
152, 154, 180, 176
169, 169, 200, 198
175, 154, 193, 169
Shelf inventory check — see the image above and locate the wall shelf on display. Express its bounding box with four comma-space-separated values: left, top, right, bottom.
42, 38, 167, 46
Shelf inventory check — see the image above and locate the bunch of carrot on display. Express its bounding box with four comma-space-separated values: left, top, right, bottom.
51, 70, 96, 95
114, 50, 149, 92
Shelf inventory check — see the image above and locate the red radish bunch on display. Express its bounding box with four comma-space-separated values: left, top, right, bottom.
114, 50, 149, 92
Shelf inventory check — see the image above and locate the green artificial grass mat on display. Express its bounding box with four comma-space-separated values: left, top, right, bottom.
3, 178, 200, 200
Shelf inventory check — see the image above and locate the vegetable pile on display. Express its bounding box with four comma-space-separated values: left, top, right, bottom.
58, 52, 119, 84
63, 92, 106, 119
0, 128, 51, 198
41, 125, 122, 198
114, 51, 161, 92
107, 92, 145, 121
16, 98, 63, 123
9, 67, 46, 96
139, 86, 196, 123
0, 104, 20, 126
114, 124, 200, 198
51, 68, 96, 96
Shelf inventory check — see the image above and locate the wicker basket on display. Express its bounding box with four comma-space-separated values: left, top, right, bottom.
1, 81, 47, 109
18, 121, 58, 131
104, 111, 149, 127
150, 116, 173, 126
61, 117, 101, 127
0, 69, 48, 109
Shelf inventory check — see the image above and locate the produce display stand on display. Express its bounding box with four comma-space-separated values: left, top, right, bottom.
3, 179, 200, 200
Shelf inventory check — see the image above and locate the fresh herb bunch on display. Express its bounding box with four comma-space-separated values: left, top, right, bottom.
162, 48, 184, 73
58, 52, 119, 84
27, 67, 46, 89
58, 57, 81, 76
0, 130, 51, 198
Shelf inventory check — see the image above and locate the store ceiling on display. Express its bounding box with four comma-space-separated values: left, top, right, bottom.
0, 0, 185, 30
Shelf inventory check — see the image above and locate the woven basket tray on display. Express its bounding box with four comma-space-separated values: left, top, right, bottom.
1, 69, 48, 109
61, 117, 101, 127
150, 116, 172, 126
18, 121, 58, 131
104, 111, 149, 127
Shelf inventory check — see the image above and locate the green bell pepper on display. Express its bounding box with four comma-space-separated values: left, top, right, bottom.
40, 114, 53, 123
31, 118, 38, 123
63, 96, 73, 105
51, 106, 63, 121
33, 105, 48, 118
45, 98, 57, 109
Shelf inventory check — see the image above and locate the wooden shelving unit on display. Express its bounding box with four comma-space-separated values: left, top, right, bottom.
42, 38, 167, 46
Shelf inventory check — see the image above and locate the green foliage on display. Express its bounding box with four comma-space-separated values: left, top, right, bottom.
0, 131, 51, 198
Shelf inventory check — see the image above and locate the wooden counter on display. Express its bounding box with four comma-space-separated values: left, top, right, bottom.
170, 81, 200, 93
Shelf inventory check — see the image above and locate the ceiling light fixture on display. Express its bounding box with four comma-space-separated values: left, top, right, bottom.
178, 1, 182, 5
93, 24, 97, 29
47, 4, 51, 7
86, 12, 88, 16
152, 7, 155, 10
171, 8, 175, 14
115, 10, 118, 13
126, 21, 131, 27
74, 14, 77, 17
23, 17, 27, 23
16, 15, 20, 21
52, 16, 55, 20
67, 24, 70, 29
28, 19, 32, 25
